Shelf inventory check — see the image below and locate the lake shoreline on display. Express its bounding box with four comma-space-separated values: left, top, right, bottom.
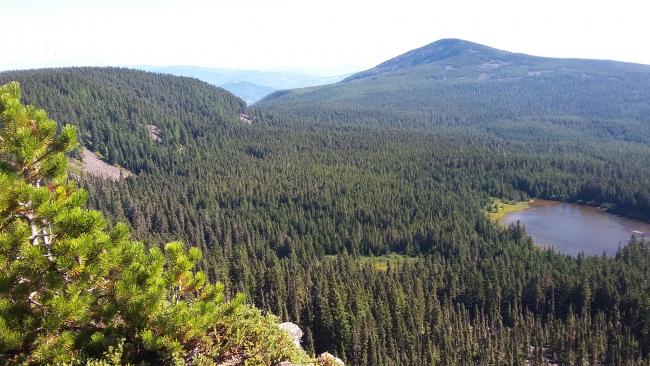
488, 198, 532, 223
545, 198, 650, 224
571, 200, 650, 224
499, 199, 650, 256
491, 197, 650, 225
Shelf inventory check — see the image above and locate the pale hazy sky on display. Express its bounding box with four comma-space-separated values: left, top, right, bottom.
2, 0, 649, 74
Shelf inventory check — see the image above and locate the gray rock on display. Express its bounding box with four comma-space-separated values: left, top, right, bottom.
317, 352, 345, 366
279, 322, 304, 348
277, 323, 345, 366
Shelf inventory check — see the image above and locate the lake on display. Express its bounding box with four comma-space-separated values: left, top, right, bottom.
502, 200, 650, 256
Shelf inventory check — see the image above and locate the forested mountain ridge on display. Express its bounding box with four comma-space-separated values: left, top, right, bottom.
257, 39, 650, 144
344, 38, 650, 81
2, 67, 650, 365
0, 67, 247, 173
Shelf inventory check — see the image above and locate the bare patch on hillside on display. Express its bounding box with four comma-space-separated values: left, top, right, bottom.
146, 124, 162, 142
480, 60, 510, 70
240, 113, 255, 125
71, 148, 132, 181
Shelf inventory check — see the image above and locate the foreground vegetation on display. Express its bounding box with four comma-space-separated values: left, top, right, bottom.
2, 68, 650, 365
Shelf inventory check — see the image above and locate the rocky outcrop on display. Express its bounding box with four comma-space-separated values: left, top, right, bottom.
71, 147, 132, 181
279, 322, 304, 348
317, 352, 345, 366
279, 322, 345, 366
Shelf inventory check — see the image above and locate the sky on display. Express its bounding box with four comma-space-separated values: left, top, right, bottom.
2, 0, 650, 74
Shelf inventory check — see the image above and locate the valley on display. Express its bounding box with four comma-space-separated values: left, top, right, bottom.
136, 65, 350, 104
2, 38, 650, 365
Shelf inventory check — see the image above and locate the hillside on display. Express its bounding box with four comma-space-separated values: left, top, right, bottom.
2, 67, 650, 364
258, 39, 650, 143
0, 67, 246, 173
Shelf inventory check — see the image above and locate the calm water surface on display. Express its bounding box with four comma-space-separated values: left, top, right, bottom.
502, 200, 650, 256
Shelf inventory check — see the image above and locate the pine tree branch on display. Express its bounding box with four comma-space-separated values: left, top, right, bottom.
29, 233, 55, 244
22, 141, 59, 181
28, 291, 43, 307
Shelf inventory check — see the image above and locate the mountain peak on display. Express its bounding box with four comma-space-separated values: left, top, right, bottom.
345, 38, 506, 81
414, 38, 482, 55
